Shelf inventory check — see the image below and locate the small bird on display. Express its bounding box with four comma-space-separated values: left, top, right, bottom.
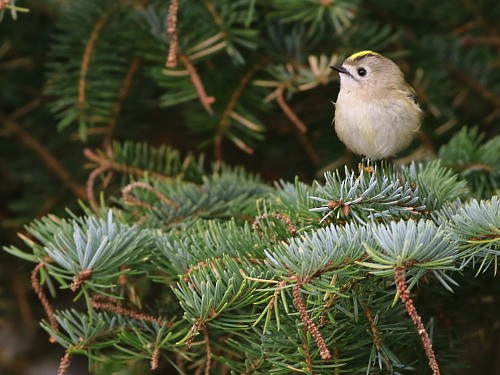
330, 51, 422, 160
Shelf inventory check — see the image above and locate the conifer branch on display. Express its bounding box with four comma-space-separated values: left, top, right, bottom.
70, 268, 92, 291
1, 113, 87, 200
362, 302, 382, 352
394, 266, 441, 375
122, 181, 180, 209
178, 54, 215, 115
203, 326, 212, 375
78, 10, 113, 114
31, 261, 58, 343
302, 338, 314, 374
102, 58, 141, 148
445, 62, 500, 108
253, 212, 298, 236
215, 61, 262, 159
91, 296, 165, 324
165, 0, 179, 68
275, 85, 322, 165
291, 278, 331, 361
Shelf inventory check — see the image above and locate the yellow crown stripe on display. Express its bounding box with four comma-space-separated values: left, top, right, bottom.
347, 50, 381, 62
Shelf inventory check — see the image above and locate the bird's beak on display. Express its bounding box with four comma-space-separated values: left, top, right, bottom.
330, 65, 348, 74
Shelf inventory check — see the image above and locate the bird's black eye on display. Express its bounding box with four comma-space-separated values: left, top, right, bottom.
357, 68, 367, 76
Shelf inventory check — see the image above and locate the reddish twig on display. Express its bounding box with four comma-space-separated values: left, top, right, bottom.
58, 349, 72, 375
276, 85, 322, 165
102, 58, 141, 148
31, 261, 58, 343
91, 296, 165, 324
70, 268, 92, 291
151, 345, 160, 370
394, 267, 440, 375
292, 279, 331, 361
79, 11, 113, 114
122, 181, 179, 209
303, 338, 314, 374
84, 148, 169, 209
214, 61, 262, 160
362, 302, 382, 352
186, 317, 204, 349
178, 54, 215, 114
1, 113, 87, 200
203, 326, 212, 375
166, 0, 179, 68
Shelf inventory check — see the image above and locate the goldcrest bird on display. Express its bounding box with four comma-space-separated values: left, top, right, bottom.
330, 51, 422, 160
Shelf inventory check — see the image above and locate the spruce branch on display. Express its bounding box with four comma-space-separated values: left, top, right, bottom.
122, 181, 180, 210
78, 8, 114, 119
275, 84, 322, 165
1, 110, 87, 200
178, 54, 215, 114
215, 60, 263, 159
203, 326, 212, 375
102, 57, 141, 148
291, 278, 332, 361
91, 295, 165, 325
31, 261, 58, 343
394, 266, 441, 375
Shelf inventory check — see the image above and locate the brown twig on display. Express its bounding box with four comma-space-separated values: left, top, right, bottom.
122, 181, 180, 209
203, 326, 212, 375
303, 338, 314, 374
178, 54, 215, 114
1, 111, 87, 200
70, 268, 92, 291
394, 267, 440, 375
252, 212, 297, 236
79, 11, 113, 114
102, 58, 141, 148
292, 279, 331, 361
214, 61, 262, 160
276, 85, 322, 165
186, 317, 204, 349
461, 35, 500, 47
151, 345, 160, 370
166, 0, 179, 68
58, 349, 72, 375
91, 296, 165, 324
31, 261, 58, 343
445, 62, 500, 108
362, 302, 382, 352
84, 148, 168, 209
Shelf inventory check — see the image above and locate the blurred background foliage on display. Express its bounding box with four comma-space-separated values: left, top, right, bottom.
0, 0, 499, 373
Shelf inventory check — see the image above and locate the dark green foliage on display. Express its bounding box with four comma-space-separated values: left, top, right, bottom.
5, 136, 500, 374
1, 0, 499, 374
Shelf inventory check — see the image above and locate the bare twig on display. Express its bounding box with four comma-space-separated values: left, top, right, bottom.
178, 54, 215, 114
203, 326, 212, 375
276, 85, 322, 165
102, 58, 141, 148
394, 267, 440, 375
166, 0, 179, 68
122, 181, 179, 209
58, 349, 72, 375
70, 268, 92, 291
1, 102, 87, 200
79, 11, 113, 113
292, 278, 331, 361
31, 261, 58, 343
91, 296, 165, 324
